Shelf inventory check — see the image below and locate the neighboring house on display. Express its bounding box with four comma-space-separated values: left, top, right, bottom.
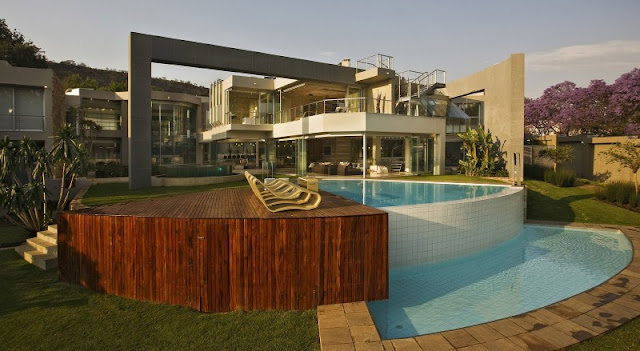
201, 53, 525, 178
65, 88, 208, 165
527, 134, 640, 183
0, 60, 58, 150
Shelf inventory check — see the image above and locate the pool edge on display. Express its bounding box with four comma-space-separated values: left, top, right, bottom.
317, 221, 640, 351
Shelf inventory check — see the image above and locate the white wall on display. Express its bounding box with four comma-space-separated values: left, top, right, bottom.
384, 186, 524, 268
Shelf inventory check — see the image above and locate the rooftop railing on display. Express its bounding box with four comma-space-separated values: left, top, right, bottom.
356, 54, 394, 71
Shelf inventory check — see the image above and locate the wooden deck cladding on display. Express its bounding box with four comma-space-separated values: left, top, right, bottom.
57, 188, 388, 312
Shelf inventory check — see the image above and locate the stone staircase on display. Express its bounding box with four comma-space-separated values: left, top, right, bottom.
15, 225, 58, 270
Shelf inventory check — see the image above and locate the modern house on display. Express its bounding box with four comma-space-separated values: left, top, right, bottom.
201, 53, 524, 179
0, 60, 61, 150
65, 88, 208, 166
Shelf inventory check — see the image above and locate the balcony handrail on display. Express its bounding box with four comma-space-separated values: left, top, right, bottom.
276, 96, 395, 123
356, 54, 394, 71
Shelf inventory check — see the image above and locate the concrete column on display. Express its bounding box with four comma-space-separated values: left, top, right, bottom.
120, 100, 129, 165
372, 136, 381, 165
128, 33, 153, 189
404, 137, 412, 173
435, 134, 446, 175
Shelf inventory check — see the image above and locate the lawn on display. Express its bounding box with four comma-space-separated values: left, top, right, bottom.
0, 250, 319, 351
526, 179, 640, 226
5, 175, 640, 350
0, 224, 31, 246
82, 180, 248, 207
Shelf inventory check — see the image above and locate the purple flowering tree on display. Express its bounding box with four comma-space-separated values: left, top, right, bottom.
611, 68, 640, 135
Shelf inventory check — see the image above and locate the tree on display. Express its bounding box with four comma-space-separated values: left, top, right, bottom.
601, 141, 640, 194
538, 145, 573, 172
0, 137, 50, 232
611, 68, 640, 134
458, 126, 505, 176
51, 125, 89, 212
0, 18, 47, 68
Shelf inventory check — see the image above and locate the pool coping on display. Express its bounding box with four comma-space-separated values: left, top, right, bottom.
317, 221, 640, 351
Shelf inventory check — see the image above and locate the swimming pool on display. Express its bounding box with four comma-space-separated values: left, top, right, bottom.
319, 179, 507, 207
320, 179, 525, 267
366, 224, 632, 339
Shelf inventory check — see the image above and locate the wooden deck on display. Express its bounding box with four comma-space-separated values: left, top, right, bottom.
58, 188, 389, 312
77, 188, 384, 219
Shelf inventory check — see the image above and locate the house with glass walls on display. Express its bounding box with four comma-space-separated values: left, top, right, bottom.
0, 60, 59, 150
201, 53, 524, 179
65, 88, 208, 166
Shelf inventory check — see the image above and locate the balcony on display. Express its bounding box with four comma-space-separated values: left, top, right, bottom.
276, 97, 394, 123
0, 114, 45, 132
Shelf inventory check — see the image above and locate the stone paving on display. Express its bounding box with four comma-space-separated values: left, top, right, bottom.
317, 223, 640, 351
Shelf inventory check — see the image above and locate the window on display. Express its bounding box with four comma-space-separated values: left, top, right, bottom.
0, 85, 45, 131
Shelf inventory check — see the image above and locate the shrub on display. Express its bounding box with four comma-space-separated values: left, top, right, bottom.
524, 164, 549, 181
543, 169, 577, 187
629, 191, 639, 208
602, 181, 635, 204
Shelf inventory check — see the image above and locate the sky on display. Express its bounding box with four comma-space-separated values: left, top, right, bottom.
4, 0, 640, 97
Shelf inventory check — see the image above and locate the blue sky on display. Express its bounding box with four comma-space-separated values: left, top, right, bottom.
4, 0, 640, 97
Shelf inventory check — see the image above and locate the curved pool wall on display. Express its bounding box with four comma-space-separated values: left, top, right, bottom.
319, 179, 525, 269
383, 185, 524, 268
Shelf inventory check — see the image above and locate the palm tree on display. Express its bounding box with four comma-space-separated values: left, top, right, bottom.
51, 125, 88, 212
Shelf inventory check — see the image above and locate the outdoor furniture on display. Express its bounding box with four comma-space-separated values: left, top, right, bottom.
244, 172, 321, 212
337, 163, 361, 176
298, 177, 318, 192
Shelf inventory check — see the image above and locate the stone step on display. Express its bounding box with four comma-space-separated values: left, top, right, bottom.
37, 230, 57, 245
26, 237, 57, 256
15, 243, 58, 270
48, 225, 57, 234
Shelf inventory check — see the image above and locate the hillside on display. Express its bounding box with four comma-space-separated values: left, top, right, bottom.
48, 60, 209, 96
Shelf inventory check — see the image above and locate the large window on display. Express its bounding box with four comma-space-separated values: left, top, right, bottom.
0, 85, 45, 131
151, 101, 197, 165
81, 98, 121, 131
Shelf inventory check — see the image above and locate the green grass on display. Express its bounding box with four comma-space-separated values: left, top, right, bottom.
82, 181, 248, 207
0, 250, 319, 351
0, 224, 31, 245
566, 317, 640, 351
526, 179, 640, 226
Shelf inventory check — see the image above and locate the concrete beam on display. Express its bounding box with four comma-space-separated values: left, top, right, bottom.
148, 34, 357, 84
128, 32, 359, 188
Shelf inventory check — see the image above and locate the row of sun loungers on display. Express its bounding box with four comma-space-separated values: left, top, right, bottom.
244, 171, 322, 212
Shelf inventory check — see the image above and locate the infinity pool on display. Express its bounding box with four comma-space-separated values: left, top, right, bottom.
319, 179, 507, 207
367, 224, 632, 339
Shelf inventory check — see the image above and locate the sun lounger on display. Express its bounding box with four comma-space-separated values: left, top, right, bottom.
244, 172, 322, 212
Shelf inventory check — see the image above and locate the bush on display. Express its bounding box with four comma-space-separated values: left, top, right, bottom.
524, 164, 549, 181
602, 181, 635, 205
543, 169, 577, 187
629, 191, 639, 208
94, 161, 128, 178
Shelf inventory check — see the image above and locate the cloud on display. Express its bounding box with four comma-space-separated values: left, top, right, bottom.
527, 40, 640, 72
319, 51, 336, 57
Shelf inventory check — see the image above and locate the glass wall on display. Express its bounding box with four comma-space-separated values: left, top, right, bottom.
0, 85, 44, 131
81, 98, 121, 131
151, 101, 197, 165
226, 89, 275, 125
92, 139, 121, 162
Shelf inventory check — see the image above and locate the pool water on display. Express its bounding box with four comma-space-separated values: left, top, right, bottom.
319, 179, 506, 207
367, 224, 632, 339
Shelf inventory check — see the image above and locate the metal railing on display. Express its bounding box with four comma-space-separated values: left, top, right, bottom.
276, 97, 394, 123
224, 112, 274, 125
0, 114, 45, 131
356, 54, 394, 71
416, 70, 446, 90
